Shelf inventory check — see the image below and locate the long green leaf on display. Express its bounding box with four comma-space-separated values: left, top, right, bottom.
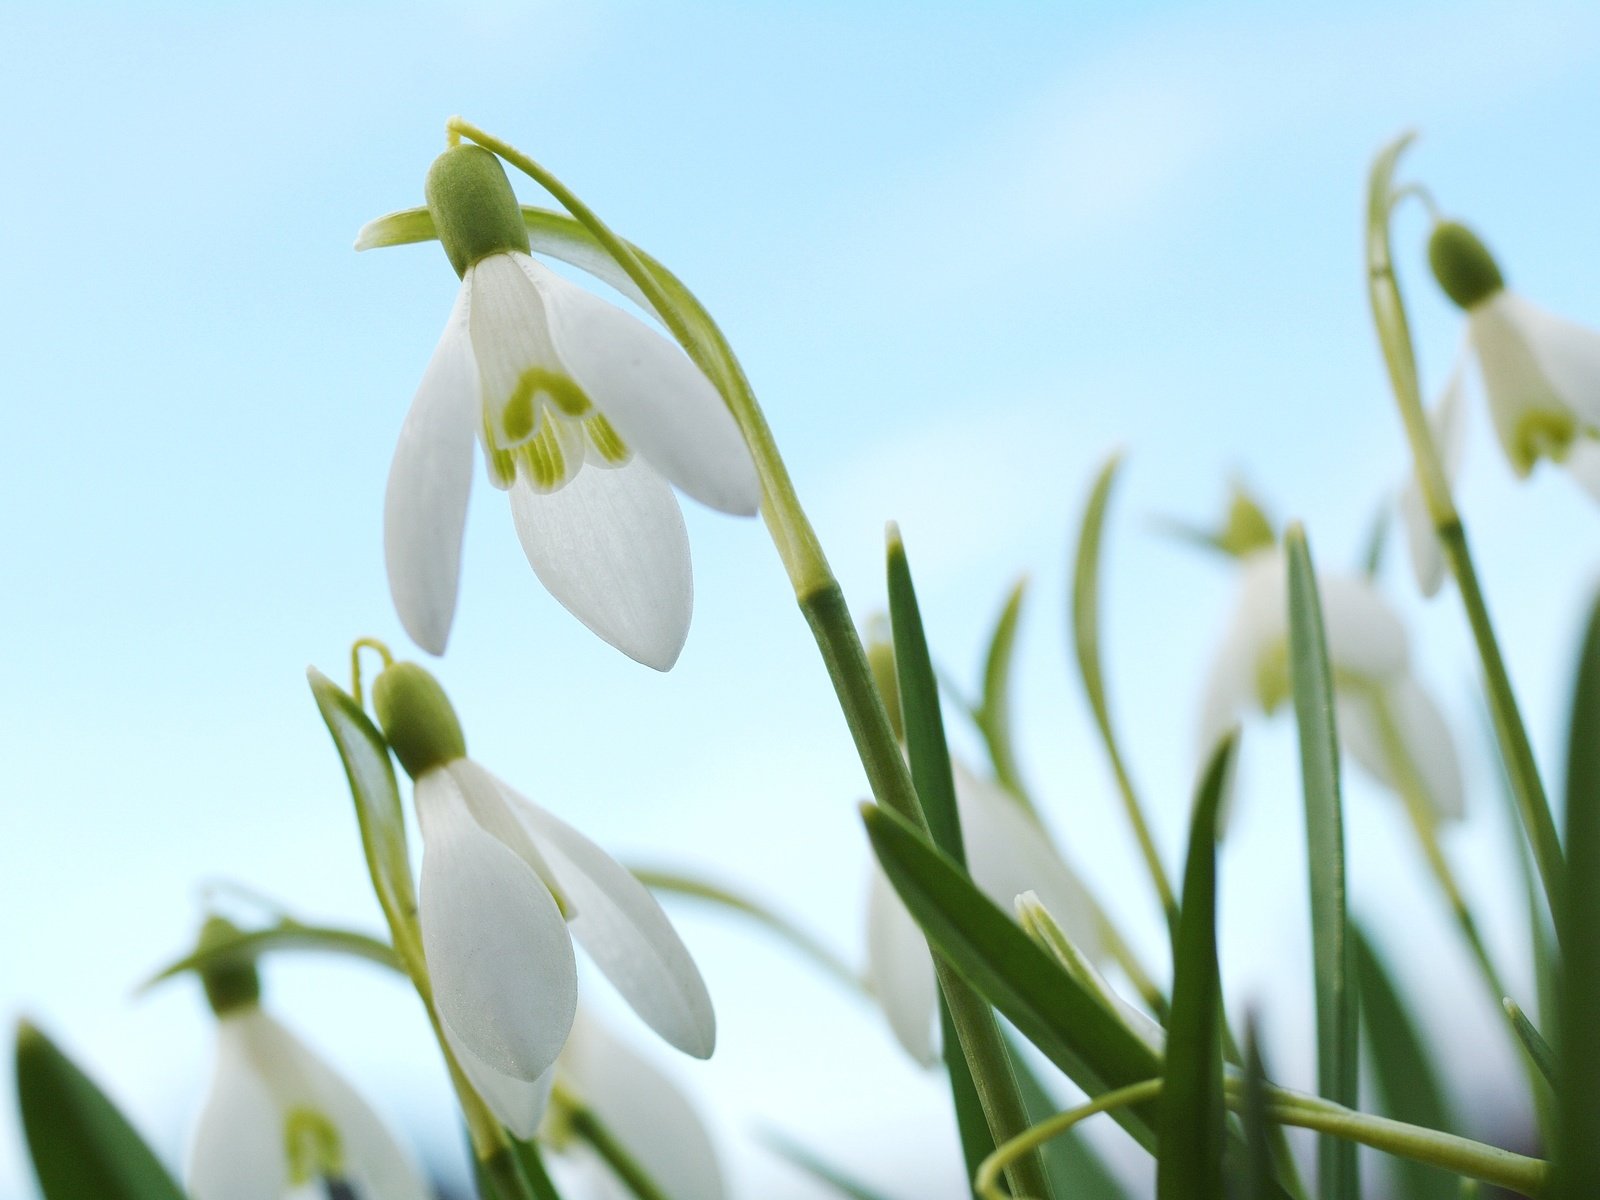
1156, 736, 1230, 1200
628, 866, 860, 991
1503, 999, 1557, 1091
1072, 451, 1178, 925
1352, 927, 1458, 1200
1242, 1018, 1274, 1200
142, 918, 401, 989
973, 577, 1029, 803
1284, 524, 1359, 1200
14, 1022, 187, 1200
1553, 588, 1600, 1198
762, 1129, 898, 1200
862, 800, 1161, 1148
886, 526, 963, 863
886, 526, 1050, 1200
307, 668, 417, 938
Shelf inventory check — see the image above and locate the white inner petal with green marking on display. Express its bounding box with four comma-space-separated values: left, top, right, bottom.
468, 251, 633, 492
283, 1106, 344, 1187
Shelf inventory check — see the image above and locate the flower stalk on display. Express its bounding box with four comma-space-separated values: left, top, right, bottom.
1364, 132, 1565, 922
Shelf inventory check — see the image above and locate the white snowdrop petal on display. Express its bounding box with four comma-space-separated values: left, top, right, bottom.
954, 763, 1105, 963
384, 283, 478, 655
509, 457, 692, 672
509, 792, 715, 1058
1505, 292, 1600, 428
561, 1013, 726, 1200
442, 1020, 553, 1140
864, 864, 939, 1067
467, 253, 571, 443
1336, 679, 1463, 822
239, 1013, 431, 1200
1565, 437, 1600, 503
1399, 481, 1445, 598
187, 1019, 285, 1200
1470, 299, 1563, 474
416, 770, 578, 1081
527, 256, 761, 516
1319, 572, 1409, 683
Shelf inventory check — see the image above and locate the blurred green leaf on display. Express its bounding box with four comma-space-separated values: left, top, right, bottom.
1242, 1018, 1274, 1200
1503, 999, 1557, 1091
142, 918, 401, 990
974, 577, 1029, 803
629, 866, 860, 992
14, 1022, 187, 1200
1358, 500, 1388, 579
1072, 451, 1177, 926
1284, 524, 1360, 1200
1156, 737, 1230, 1200
861, 800, 1161, 1150
308, 667, 417, 936
1554, 587, 1600, 1198
1352, 927, 1458, 1200
763, 1129, 898, 1200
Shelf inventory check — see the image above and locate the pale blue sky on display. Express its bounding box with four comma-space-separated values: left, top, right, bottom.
4, 2, 1600, 1196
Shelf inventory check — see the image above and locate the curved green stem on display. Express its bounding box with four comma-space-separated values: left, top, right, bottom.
1364, 133, 1564, 922
978, 1077, 1549, 1200
553, 1084, 674, 1200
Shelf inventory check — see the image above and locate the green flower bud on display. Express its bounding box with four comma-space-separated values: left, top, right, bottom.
372, 661, 466, 779
425, 144, 531, 278
197, 916, 261, 1017
1428, 221, 1505, 311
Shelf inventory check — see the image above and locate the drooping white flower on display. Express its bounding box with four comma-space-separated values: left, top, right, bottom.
1428, 220, 1600, 492
1199, 546, 1463, 821
186, 924, 428, 1200
1399, 366, 1467, 598
381, 144, 761, 668
550, 1012, 726, 1200
864, 760, 1105, 1065
372, 662, 715, 1134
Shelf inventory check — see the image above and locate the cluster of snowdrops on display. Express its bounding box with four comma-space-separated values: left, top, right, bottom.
14, 121, 1600, 1200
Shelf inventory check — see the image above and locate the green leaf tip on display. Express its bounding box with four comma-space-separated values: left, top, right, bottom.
15, 1021, 188, 1200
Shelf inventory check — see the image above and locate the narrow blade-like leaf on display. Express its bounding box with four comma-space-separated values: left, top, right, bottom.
1284, 523, 1359, 1200
1156, 736, 1230, 1200
1242, 1018, 1274, 1200
1553, 588, 1600, 1198
1353, 927, 1458, 1200
15, 1022, 187, 1200
974, 577, 1029, 803
762, 1130, 898, 1200
886, 526, 1050, 1199
862, 800, 1161, 1148
1503, 999, 1557, 1091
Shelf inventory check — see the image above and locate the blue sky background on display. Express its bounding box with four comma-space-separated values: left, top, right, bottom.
4, 2, 1600, 1196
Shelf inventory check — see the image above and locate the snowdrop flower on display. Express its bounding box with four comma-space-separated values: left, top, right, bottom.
187, 919, 428, 1200
864, 760, 1105, 1065
1200, 546, 1463, 821
382, 144, 761, 668
548, 1012, 726, 1200
1428, 219, 1600, 490
370, 661, 715, 1134
1398, 366, 1468, 598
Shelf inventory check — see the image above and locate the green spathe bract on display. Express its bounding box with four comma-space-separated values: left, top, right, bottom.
427, 144, 532, 278
1427, 221, 1505, 311
372, 661, 467, 779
